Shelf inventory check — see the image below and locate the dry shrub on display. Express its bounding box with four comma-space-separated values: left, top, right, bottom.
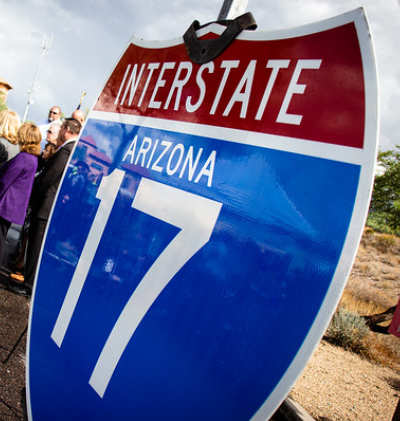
340, 290, 383, 315
363, 333, 400, 371
340, 290, 400, 368
360, 228, 374, 247
325, 307, 370, 354
364, 226, 375, 236
385, 272, 398, 281
353, 261, 371, 273
337, 228, 400, 370
373, 234, 397, 253
342, 286, 391, 313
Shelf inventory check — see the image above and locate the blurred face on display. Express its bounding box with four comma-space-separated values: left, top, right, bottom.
46, 124, 60, 145
56, 123, 68, 148
42, 144, 54, 160
48, 107, 61, 122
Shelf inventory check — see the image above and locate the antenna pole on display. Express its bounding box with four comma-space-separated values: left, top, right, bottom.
23, 34, 53, 122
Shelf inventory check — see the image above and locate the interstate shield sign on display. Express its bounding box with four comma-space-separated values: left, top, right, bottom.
27, 8, 378, 421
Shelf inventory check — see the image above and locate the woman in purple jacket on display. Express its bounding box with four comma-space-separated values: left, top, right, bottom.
0, 123, 41, 265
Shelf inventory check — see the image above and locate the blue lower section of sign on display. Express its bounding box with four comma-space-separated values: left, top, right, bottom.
28, 119, 360, 420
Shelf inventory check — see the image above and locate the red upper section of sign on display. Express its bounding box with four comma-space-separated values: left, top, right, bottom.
95, 23, 365, 149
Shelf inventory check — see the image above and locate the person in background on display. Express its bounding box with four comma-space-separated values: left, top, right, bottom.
42, 142, 57, 162
36, 141, 58, 175
0, 124, 41, 272
38, 106, 62, 150
8, 139, 58, 282
37, 123, 61, 172
46, 123, 61, 145
0, 110, 21, 166
71, 109, 85, 125
15, 117, 82, 296
40, 121, 61, 151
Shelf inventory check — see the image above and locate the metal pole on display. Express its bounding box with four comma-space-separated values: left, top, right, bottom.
77, 91, 87, 110
217, 0, 249, 20
22, 34, 53, 122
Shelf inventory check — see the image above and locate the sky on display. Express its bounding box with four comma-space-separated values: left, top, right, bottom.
0, 0, 399, 150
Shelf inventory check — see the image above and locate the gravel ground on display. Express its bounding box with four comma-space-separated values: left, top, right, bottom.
291, 339, 400, 421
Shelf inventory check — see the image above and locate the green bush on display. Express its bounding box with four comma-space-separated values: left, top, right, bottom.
367, 213, 400, 236
325, 307, 370, 353
369, 147, 400, 233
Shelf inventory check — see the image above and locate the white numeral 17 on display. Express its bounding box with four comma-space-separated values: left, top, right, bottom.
51, 169, 222, 398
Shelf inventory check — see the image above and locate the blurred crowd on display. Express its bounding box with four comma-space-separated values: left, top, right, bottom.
0, 106, 86, 296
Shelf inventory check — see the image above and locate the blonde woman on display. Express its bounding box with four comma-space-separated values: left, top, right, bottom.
0, 110, 21, 166
0, 123, 41, 269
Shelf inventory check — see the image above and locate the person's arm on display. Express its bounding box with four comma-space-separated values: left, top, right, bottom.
0, 156, 23, 193
0, 143, 8, 166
